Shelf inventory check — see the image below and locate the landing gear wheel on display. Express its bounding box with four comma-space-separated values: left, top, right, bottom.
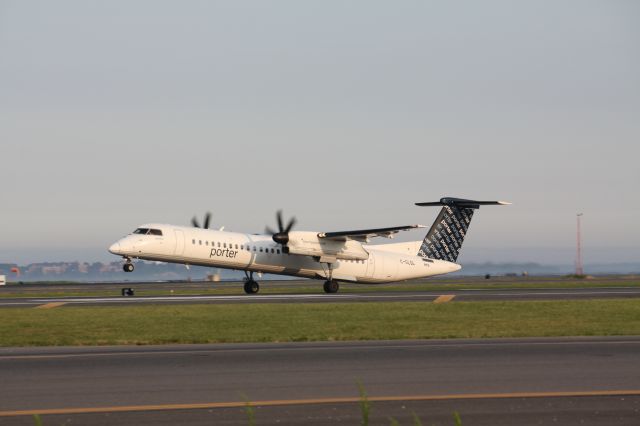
323, 280, 339, 294
244, 280, 260, 294
123, 263, 134, 273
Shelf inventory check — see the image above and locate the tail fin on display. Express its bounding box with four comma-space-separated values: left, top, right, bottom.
416, 197, 510, 262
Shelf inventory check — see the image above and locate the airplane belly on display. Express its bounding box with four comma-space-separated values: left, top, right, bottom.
246, 253, 322, 279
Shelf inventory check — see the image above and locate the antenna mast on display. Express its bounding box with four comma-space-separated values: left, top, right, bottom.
575, 213, 584, 275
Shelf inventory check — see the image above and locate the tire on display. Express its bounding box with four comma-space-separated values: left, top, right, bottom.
244, 281, 259, 294
123, 263, 134, 273
324, 280, 339, 293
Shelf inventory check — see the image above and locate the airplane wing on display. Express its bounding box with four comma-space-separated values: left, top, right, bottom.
317, 225, 425, 242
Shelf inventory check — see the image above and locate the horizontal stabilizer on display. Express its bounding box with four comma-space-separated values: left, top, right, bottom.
416, 197, 511, 209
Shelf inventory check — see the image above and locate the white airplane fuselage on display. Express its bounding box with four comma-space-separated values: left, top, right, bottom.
109, 224, 461, 284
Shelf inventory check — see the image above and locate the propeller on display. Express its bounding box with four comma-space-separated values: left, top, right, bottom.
191, 212, 212, 229
265, 210, 296, 246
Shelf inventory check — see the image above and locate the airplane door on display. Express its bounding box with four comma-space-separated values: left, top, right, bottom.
174, 229, 185, 256
366, 253, 375, 278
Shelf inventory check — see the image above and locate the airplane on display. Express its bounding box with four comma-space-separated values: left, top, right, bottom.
108, 197, 509, 294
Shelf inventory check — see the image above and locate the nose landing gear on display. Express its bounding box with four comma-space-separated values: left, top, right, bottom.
123, 258, 134, 273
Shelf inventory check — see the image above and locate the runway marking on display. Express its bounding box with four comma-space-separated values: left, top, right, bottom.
2, 390, 640, 417
34, 302, 66, 309
433, 295, 455, 303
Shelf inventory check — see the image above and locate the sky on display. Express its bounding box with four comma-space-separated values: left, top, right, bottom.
0, 1, 639, 265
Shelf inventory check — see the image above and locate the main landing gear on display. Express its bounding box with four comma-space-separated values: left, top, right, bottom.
321, 260, 339, 293
323, 280, 339, 293
123, 258, 134, 273
243, 271, 260, 294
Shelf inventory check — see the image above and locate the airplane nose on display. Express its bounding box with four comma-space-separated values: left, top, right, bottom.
109, 242, 121, 255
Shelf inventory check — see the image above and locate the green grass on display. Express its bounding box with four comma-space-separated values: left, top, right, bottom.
1, 299, 640, 346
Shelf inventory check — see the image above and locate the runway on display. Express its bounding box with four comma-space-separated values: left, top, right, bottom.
1, 286, 640, 307
1, 337, 640, 425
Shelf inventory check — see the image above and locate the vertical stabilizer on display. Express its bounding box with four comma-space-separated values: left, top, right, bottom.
415, 197, 510, 262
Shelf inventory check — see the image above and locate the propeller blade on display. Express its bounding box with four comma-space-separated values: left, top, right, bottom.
284, 217, 297, 233
276, 210, 284, 233
265, 226, 276, 235
203, 212, 211, 229
192, 217, 200, 228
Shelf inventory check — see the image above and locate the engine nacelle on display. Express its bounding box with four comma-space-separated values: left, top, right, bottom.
284, 231, 369, 261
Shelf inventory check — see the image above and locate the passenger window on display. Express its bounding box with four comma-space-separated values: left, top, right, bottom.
270, 248, 274, 254
199, 240, 202, 245
259, 247, 263, 252
253, 246, 256, 252
240, 245, 243, 250
277, 249, 280, 254
192, 239, 196, 244
223, 243, 226, 248
235, 244, 238, 249
218, 242, 221, 247
205, 241, 209, 246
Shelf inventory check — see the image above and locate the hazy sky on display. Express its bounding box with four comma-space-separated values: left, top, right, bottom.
1, 1, 639, 265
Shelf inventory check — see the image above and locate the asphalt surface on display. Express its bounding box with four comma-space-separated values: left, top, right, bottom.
1, 286, 640, 307
1, 337, 640, 425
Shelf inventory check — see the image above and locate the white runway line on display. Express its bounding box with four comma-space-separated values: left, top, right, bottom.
34, 290, 640, 304
33, 293, 365, 304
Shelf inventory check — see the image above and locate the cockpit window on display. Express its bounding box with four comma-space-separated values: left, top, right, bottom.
133, 228, 163, 236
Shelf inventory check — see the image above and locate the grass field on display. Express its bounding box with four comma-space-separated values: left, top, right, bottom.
1, 299, 639, 346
